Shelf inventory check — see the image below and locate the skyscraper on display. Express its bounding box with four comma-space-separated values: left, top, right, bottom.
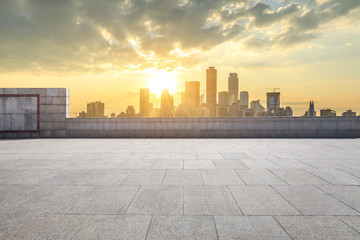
217, 91, 228, 117
266, 92, 280, 116
185, 81, 200, 116
308, 101, 315, 117
239, 91, 249, 109
228, 73, 238, 106
160, 89, 174, 117
87, 101, 105, 118
140, 88, 150, 117
206, 67, 217, 116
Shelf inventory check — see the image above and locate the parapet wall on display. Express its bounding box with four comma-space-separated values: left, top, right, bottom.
65, 117, 360, 138
1, 88, 359, 138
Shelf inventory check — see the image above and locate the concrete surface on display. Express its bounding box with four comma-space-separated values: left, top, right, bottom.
0, 138, 360, 239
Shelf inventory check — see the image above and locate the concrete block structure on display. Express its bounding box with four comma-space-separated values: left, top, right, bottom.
1, 88, 360, 138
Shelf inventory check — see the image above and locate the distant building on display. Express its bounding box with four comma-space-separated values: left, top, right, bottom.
308, 101, 316, 117
266, 92, 280, 116
160, 89, 174, 117
185, 81, 200, 116
196, 106, 210, 117
110, 113, 116, 118
320, 109, 336, 117
206, 67, 217, 116
228, 73, 238, 106
117, 112, 126, 118
342, 110, 356, 117
250, 100, 265, 116
78, 111, 87, 118
239, 91, 249, 109
229, 103, 240, 117
140, 88, 150, 117
87, 101, 105, 118
285, 106, 293, 117
200, 92, 205, 105
217, 91, 228, 117
126, 106, 136, 117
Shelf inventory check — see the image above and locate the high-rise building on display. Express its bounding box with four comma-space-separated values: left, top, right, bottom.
320, 109, 336, 117
185, 81, 200, 116
285, 106, 293, 117
160, 89, 174, 117
87, 101, 105, 118
206, 67, 217, 116
140, 88, 150, 117
239, 91, 249, 109
308, 101, 315, 117
126, 106, 136, 117
228, 73, 238, 106
217, 91, 228, 117
266, 92, 280, 116
250, 100, 265, 116
342, 110, 356, 117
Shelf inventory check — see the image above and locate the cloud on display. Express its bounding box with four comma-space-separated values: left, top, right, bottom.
0, 0, 359, 74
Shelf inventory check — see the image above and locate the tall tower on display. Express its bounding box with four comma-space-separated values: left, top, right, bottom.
185, 81, 200, 116
206, 67, 217, 116
228, 73, 238, 106
160, 89, 174, 117
266, 92, 280, 116
140, 88, 150, 117
217, 91, 228, 117
308, 101, 315, 117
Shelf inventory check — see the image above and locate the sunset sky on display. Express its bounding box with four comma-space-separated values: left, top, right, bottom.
1, 0, 360, 116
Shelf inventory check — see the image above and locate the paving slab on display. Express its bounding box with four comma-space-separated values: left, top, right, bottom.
215, 216, 291, 240
184, 160, 216, 169
126, 185, 183, 215
73, 215, 152, 240
229, 186, 300, 215
317, 185, 360, 212
121, 170, 166, 185
240, 159, 280, 169
146, 215, 218, 240
276, 216, 360, 240
151, 159, 183, 169
201, 169, 245, 185
211, 159, 249, 169
68, 186, 139, 214
184, 186, 241, 215
337, 216, 360, 233
162, 169, 203, 185
236, 169, 287, 185
305, 168, 360, 185
273, 185, 359, 215
271, 169, 330, 185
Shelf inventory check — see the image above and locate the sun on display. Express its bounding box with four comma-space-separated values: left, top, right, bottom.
148, 70, 177, 96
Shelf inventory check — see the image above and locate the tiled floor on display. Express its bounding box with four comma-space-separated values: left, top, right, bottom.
0, 139, 360, 239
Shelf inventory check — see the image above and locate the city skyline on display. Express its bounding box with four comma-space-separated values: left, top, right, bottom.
1, 0, 360, 116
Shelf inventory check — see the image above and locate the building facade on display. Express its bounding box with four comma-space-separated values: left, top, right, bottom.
185, 81, 200, 116
206, 67, 217, 116
266, 92, 280, 116
228, 73, 238, 106
240, 91, 249, 109
87, 101, 105, 118
140, 88, 150, 117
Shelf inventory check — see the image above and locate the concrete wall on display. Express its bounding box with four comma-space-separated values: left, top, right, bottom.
65, 117, 360, 138
1, 88, 359, 138
0, 88, 70, 138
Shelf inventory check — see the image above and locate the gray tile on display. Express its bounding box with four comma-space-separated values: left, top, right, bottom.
276, 216, 360, 240
241, 159, 280, 169
338, 216, 360, 233
229, 186, 300, 215
163, 170, 203, 185
151, 159, 183, 169
68, 186, 138, 214
73, 215, 151, 240
201, 169, 245, 185
126, 185, 183, 215
121, 170, 165, 185
215, 216, 291, 240
267, 158, 314, 169
306, 168, 360, 185
184, 186, 241, 215
339, 168, 360, 178
273, 185, 359, 215
212, 159, 249, 169
271, 169, 330, 185
19, 186, 93, 214
318, 185, 360, 212
3, 169, 60, 185
184, 160, 216, 169
236, 169, 287, 185
0, 214, 97, 239
79, 170, 131, 185
43, 169, 94, 185
146, 216, 217, 240
120, 159, 155, 169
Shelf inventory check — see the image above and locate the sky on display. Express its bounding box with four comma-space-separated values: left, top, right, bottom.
1, 0, 360, 116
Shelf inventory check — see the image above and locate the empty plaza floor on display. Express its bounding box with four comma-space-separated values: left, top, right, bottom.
0, 139, 360, 240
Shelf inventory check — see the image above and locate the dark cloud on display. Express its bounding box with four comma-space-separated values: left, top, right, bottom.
0, 0, 359, 74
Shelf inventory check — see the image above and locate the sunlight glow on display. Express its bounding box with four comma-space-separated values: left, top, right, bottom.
148, 70, 177, 96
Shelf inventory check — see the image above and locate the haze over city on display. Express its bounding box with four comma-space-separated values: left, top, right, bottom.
1, 0, 360, 116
